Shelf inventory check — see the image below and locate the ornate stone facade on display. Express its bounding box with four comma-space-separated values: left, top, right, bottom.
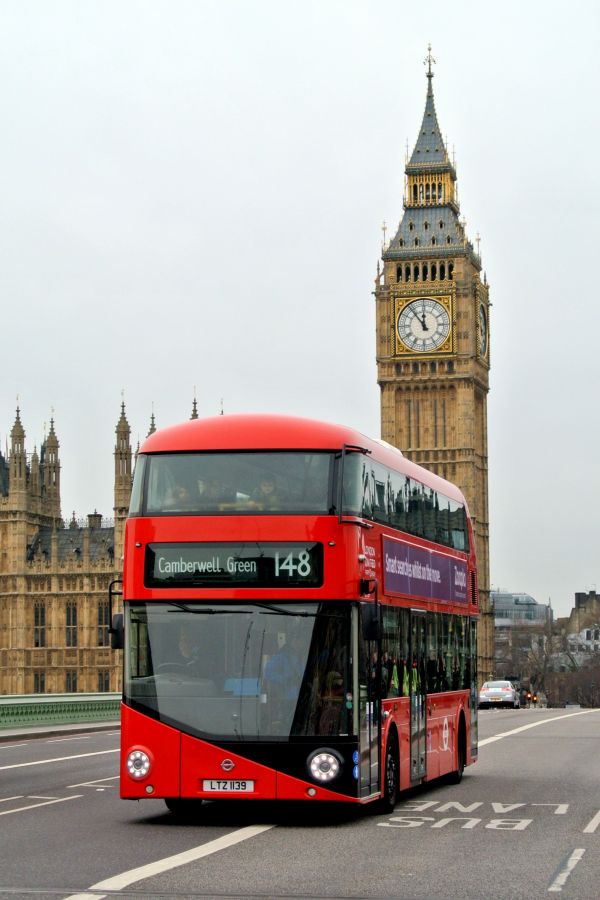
375, 54, 493, 677
0, 405, 132, 694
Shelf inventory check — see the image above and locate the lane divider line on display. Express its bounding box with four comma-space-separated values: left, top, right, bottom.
63, 824, 275, 900
68, 776, 119, 789
583, 809, 600, 834
548, 848, 585, 893
0, 795, 83, 817
0, 748, 119, 771
479, 709, 598, 747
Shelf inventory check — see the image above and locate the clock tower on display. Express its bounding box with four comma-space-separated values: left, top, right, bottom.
375, 50, 493, 677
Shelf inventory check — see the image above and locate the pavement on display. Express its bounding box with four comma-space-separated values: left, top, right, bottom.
0, 720, 120, 742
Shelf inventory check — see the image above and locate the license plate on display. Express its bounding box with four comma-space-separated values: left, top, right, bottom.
202, 779, 254, 792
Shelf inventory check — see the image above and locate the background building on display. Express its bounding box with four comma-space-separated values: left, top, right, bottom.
375, 53, 493, 677
0, 405, 132, 694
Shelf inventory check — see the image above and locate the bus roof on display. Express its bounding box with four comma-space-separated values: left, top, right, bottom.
140, 414, 467, 505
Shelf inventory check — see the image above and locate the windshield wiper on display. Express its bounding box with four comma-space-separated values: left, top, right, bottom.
250, 602, 316, 617
165, 603, 249, 615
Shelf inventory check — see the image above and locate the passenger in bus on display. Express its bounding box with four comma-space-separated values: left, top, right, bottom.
176, 627, 201, 667
251, 475, 281, 510
263, 632, 304, 700
198, 478, 220, 502
164, 484, 194, 510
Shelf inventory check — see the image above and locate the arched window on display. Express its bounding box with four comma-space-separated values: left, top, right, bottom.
399, 238, 404, 247
438, 183, 443, 201
419, 184, 424, 201
425, 183, 430, 201
405, 264, 411, 282
409, 221, 414, 231
431, 263, 437, 280
440, 263, 446, 280
447, 236, 452, 244
413, 264, 419, 281
439, 220, 444, 229
431, 236, 436, 245
424, 221, 429, 230
432, 183, 437, 201
422, 264, 428, 281
396, 265, 402, 282
449, 262, 454, 280
413, 184, 418, 203
414, 238, 419, 246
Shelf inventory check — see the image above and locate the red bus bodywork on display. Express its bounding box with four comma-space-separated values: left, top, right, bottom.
118, 414, 478, 808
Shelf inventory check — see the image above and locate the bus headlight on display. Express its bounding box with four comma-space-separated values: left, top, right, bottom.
126, 749, 151, 780
307, 749, 342, 783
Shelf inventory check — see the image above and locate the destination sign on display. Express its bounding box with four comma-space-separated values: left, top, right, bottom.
145, 542, 323, 588
382, 536, 468, 604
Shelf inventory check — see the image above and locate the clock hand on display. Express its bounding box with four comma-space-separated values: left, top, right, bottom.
419, 313, 429, 331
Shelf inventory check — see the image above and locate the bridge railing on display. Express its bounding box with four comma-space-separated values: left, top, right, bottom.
0, 693, 121, 729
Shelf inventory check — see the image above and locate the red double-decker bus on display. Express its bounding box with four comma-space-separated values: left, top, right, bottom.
113, 414, 478, 813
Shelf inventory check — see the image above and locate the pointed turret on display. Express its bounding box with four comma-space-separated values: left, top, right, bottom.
190, 395, 198, 420
113, 401, 132, 565
41, 417, 61, 521
9, 407, 27, 492
147, 410, 156, 436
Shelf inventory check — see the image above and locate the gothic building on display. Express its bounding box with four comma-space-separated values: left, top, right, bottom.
0, 404, 133, 694
375, 52, 493, 676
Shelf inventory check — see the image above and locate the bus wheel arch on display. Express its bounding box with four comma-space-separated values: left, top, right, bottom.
380, 725, 400, 811
447, 711, 466, 784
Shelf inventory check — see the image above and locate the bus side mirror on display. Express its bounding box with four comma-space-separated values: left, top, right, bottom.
110, 613, 124, 650
361, 604, 381, 641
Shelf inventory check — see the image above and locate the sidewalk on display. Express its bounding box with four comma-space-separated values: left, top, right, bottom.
0, 720, 120, 742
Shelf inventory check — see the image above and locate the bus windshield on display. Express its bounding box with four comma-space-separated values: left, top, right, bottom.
125, 601, 352, 741
132, 452, 334, 515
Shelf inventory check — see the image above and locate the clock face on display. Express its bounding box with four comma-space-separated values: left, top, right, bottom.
479, 303, 488, 357
397, 297, 451, 353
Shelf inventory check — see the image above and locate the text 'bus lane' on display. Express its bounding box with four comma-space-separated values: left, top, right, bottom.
378, 800, 572, 832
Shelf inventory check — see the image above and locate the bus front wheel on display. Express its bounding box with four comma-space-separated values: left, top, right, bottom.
164, 798, 203, 818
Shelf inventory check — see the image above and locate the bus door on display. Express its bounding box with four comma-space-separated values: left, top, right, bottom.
409, 610, 427, 782
470, 617, 478, 759
358, 604, 380, 798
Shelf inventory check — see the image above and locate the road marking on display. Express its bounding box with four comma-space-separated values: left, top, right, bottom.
0, 795, 83, 816
583, 809, 600, 833
47, 735, 91, 743
28, 795, 58, 800
548, 848, 585, 892
479, 709, 597, 746
0, 743, 28, 750
0, 795, 24, 804
68, 776, 119, 789
0, 748, 118, 771
63, 824, 275, 900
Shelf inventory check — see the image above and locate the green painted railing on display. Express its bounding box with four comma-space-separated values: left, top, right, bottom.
0, 693, 121, 729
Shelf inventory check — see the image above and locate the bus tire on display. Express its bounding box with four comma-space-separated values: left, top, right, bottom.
447, 715, 466, 784
164, 798, 203, 818
380, 731, 399, 812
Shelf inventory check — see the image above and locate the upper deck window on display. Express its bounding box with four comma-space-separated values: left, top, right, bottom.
342, 452, 468, 552
131, 452, 334, 516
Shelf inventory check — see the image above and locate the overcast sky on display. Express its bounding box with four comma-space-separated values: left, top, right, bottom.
1, 1, 598, 618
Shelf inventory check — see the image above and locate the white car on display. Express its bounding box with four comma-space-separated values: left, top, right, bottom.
478, 680, 520, 709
